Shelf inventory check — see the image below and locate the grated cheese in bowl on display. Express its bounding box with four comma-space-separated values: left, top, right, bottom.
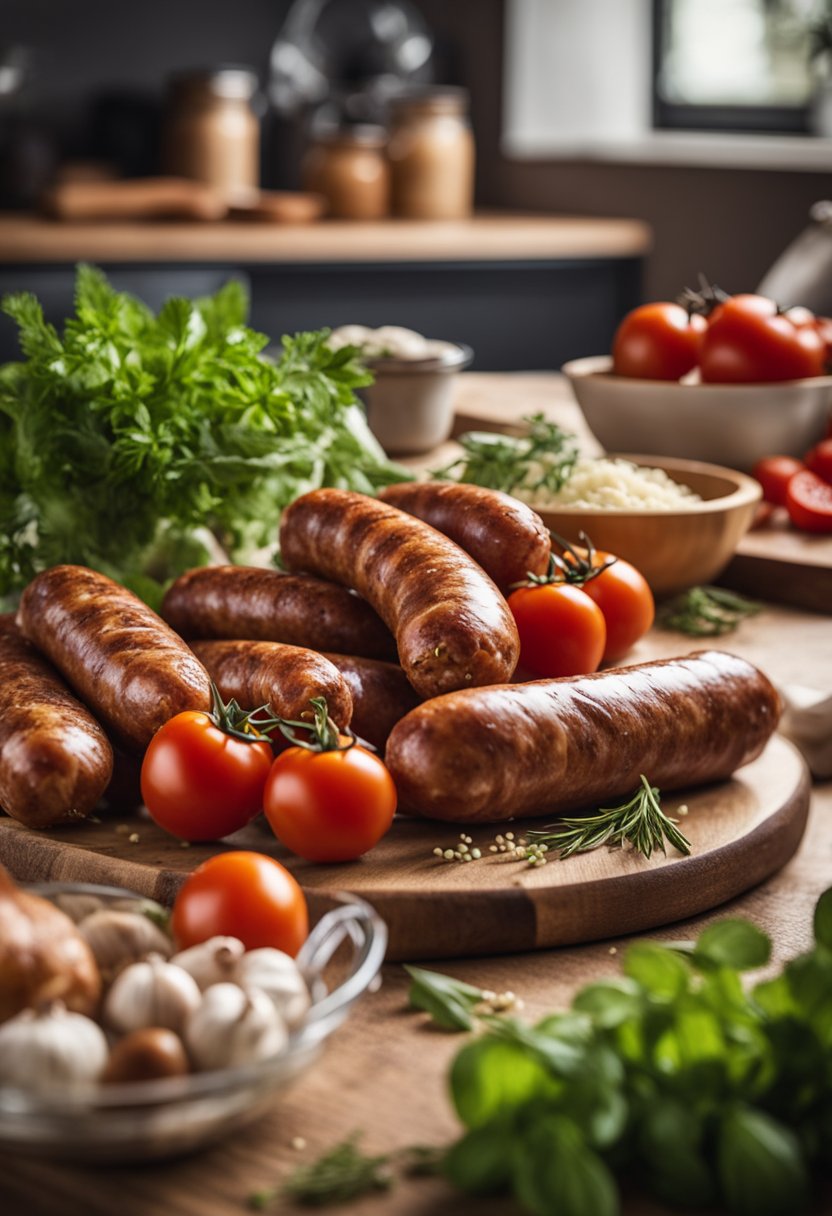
520, 457, 702, 512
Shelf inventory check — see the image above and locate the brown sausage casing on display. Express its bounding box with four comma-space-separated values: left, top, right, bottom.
386, 651, 781, 822
279, 489, 520, 699
377, 481, 551, 590
190, 640, 354, 729
17, 566, 212, 754
0, 616, 114, 827
161, 566, 396, 661
322, 653, 420, 752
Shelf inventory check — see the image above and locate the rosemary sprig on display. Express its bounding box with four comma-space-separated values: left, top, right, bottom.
657, 585, 762, 637
526, 776, 691, 861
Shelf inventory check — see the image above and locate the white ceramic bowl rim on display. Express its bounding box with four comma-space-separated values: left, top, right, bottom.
365, 342, 473, 375
563, 354, 832, 392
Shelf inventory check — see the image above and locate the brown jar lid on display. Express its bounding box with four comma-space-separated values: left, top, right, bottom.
169, 66, 258, 102
389, 86, 469, 116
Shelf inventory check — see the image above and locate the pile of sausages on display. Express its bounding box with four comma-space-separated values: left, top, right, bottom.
0, 483, 781, 831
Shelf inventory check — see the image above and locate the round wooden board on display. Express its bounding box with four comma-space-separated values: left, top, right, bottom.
0, 736, 810, 961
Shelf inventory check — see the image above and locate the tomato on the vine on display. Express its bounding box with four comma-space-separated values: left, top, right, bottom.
172, 851, 308, 955
700, 294, 825, 383
612, 302, 706, 381
141, 698, 273, 842
752, 455, 805, 507
804, 438, 832, 485
263, 698, 396, 863
576, 551, 655, 663
508, 583, 606, 679
785, 469, 832, 533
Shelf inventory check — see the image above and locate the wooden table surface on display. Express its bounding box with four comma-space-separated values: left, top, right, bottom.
0, 212, 651, 265
1, 373, 831, 1216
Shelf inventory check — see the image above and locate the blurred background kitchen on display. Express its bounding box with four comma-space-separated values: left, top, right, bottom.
1, 0, 832, 369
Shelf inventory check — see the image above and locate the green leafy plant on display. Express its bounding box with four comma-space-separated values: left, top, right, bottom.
433, 413, 579, 496
656, 586, 762, 637
0, 266, 406, 607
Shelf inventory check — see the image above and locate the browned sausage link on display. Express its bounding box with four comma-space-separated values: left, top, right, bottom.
0, 615, 114, 828
190, 640, 354, 730
279, 489, 520, 699
378, 481, 551, 590
161, 566, 396, 661
321, 653, 420, 752
386, 650, 781, 823
17, 566, 212, 754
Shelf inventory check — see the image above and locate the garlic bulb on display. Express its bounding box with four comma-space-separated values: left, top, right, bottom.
103, 955, 201, 1035
172, 937, 245, 991
236, 949, 310, 1029
0, 1002, 108, 1091
80, 910, 173, 981
184, 983, 287, 1071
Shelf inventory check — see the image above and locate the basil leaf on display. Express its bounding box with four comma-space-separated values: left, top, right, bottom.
814, 887, 832, 952
638, 1098, 716, 1210
512, 1115, 620, 1216
717, 1107, 810, 1216
449, 1037, 553, 1130
695, 920, 772, 970
624, 942, 691, 1000
403, 965, 484, 1032
442, 1123, 514, 1195
572, 979, 642, 1029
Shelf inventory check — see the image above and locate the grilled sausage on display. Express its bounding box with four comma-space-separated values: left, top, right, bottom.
191, 640, 354, 729
386, 650, 781, 822
279, 489, 520, 699
162, 566, 396, 661
378, 481, 551, 590
17, 566, 212, 753
0, 615, 113, 827
322, 654, 420, 752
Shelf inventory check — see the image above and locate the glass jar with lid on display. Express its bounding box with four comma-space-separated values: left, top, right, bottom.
301, 126, 390, 220
163, 67, 260, 201
387, 87, 475, 220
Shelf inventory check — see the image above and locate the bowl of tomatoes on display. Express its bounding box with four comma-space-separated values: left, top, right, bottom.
564, 292, 832, 472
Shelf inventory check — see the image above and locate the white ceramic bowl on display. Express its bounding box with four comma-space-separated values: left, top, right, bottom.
0, 885, 386, 1163
362, 343, 473, 456
563, 355, 832, 472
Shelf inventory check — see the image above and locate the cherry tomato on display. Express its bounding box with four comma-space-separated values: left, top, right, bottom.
700, 294, 825, 383
141, 711, 272, 842
172, 851, 308, 955
804, 438, 832, 485
264, 743, 397, 863
813, 316, 832, 368
751, 455, 805, 507
578, 553, 655, 664
612, 302, 707, 381
508, 584, 606, 678
785, 469, 832, 533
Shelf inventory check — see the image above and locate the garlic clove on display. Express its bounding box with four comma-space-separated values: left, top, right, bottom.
236, 948, 310, 1030
79, 910, 173, 983
184, 983, 287, 1071
103, 955, 201, 1036
172, 936, 245, 991
0, 1002, 108, 1091
102, 1027, 190, 1084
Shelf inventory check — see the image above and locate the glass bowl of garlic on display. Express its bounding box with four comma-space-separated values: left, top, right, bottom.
0, 881, 386, 1163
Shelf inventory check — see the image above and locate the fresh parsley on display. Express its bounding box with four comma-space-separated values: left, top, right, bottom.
433, 413, 579, 496
0, 266, 406, 608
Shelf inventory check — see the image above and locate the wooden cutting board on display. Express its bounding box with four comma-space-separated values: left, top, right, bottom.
721, 512, 832, 614
0, 736, 809, 961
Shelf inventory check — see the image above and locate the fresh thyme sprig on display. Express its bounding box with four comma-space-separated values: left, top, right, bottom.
526, 775, 691, 860
657, 585, 762, 637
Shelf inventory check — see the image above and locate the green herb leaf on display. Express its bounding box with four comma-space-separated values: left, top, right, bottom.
512, 1115, 620, 1216
814, 887, 832, 951
623, 942, 692, 1001
717, 1107, 810, 1216
276, 1135, 392, 1208
571, 979, 643, 1029
695, 919, 772, 971
433, 413, 579, 497
442, 1123, 514, 1195
656, 585, 762, 637
449, 1037, 553, 1129
403, 965, 485, 1032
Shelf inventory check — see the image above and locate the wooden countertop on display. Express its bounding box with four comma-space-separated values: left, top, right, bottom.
0, 373, 829, 1216
0, 212, 652, 264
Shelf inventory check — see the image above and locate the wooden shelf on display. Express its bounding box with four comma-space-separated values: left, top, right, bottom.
0, 212, 651, 265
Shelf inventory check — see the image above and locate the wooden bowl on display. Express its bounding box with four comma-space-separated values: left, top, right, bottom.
536, 454, 762, 597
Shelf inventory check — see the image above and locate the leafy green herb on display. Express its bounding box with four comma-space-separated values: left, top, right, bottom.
525, 775, 691, 860
0, 266, 407, 607
656, 585, 762, 637
404, 965, 486, 1031
433, 413, 579, 496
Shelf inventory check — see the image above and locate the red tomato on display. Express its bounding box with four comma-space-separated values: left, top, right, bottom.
751, 455, 806, 507
785, 469, 832, 532
700, 294, 825, 383
141, 711, 273, 842
172, 851, 308, 955
612, 303, 707, 381
264, 743, 397, 863
804, 438, 832, 485
508, 584, 606, 678
578, 554, 655, 664
813, 316, 832, 368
